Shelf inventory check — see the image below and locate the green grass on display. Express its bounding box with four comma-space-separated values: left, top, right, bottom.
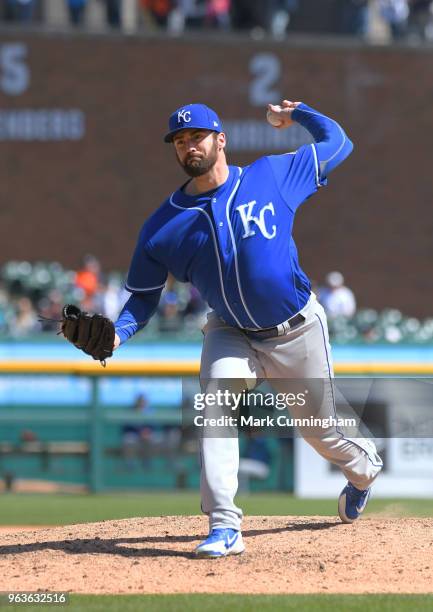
3, 594, 433, 612
1, 492, 433, 526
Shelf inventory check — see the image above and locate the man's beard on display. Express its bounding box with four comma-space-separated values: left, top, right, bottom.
178, 140, 219, 178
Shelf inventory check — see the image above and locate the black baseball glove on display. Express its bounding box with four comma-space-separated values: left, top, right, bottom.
61, 304, 115, 365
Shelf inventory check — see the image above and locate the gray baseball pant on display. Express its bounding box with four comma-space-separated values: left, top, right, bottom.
198, 293, 383, 531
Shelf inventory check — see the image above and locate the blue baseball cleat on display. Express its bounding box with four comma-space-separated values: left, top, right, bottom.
195, 528, 245, 558
338, 482, 371, 523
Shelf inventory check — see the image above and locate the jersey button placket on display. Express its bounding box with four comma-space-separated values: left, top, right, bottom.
212, 198, 228, 250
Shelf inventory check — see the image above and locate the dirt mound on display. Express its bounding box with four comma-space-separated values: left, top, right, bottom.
1, 516, 432, 594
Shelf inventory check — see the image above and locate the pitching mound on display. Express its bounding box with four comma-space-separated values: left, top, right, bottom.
1, 516, 432, 594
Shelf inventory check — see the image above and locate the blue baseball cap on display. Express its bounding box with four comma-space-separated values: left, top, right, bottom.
164, 103, 222, 143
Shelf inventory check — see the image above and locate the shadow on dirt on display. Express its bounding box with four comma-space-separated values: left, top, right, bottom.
0, 520, 341, 559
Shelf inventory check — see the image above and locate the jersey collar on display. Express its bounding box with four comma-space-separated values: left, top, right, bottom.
170, 165, 240, 208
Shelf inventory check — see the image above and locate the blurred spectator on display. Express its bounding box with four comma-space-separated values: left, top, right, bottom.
205, 0, 231, 29
104, 0, 121, 28
0, 260, 210, 338
379, 0, 409, 39
140, 0, 302, 33
4, 0, 35, 22
230, 0, 273, 35
66, 0, 87, 26
101, 277, 127, 320
140, 0, 173, 27
177, 0, 206, 30
12, 297, 40, 336
408, 0, 433, 40
121, 393, 154, 471
158, 290, 182, 332
1, 259, 431, 343
339, 0, 370, 37
74, 254, 101, 311
146, 0, 208, 32
270, 0, 298, 38
0, 282, 10, 333
20, 429, 38, 442
37, 289, 64, 332
230, 0, 298, 37
121, 394, 183, 472
321, 271, 357, 318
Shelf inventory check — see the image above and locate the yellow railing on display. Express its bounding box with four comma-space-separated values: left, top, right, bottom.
0, 360, 432, 375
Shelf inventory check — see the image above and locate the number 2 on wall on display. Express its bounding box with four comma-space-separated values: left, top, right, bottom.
249, 52, 282, 107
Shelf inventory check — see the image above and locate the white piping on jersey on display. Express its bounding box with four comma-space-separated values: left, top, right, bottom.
115, 320, 150, 330
226, 167, 261, 329
169, 193, 244, 328
125, 282, 166, 292
297, 107, 347, 175
311, 143, 321, 188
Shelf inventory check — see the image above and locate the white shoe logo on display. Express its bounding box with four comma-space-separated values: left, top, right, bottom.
226, 532, 238, 547
356, 492, 370, 513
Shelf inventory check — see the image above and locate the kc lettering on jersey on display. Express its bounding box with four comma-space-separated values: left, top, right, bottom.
236, 200, 277, 240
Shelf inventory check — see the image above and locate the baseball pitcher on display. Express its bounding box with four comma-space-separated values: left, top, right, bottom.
62, 100, 383, 558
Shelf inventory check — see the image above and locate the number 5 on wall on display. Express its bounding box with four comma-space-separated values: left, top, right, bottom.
0, 43, 30, 96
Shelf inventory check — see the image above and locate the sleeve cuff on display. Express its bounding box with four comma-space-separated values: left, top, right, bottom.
114, 326, 132, 345
291, 103, 312, 123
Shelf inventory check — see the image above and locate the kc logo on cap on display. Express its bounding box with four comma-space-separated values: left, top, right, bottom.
164, 103, 223, 143
177, 109, 192, 123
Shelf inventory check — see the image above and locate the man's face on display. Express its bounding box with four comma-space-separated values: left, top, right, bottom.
173, 129, 220, 177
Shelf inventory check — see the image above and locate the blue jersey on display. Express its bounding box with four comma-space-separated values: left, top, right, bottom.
115, 104, 353, 342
